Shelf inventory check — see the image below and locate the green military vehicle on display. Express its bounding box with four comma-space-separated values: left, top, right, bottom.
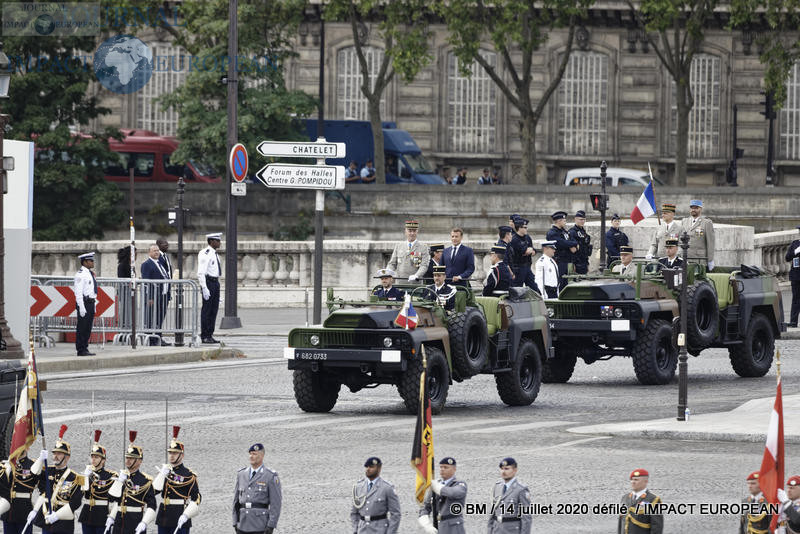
285, 285, 553, 414
544, 262, 786, 385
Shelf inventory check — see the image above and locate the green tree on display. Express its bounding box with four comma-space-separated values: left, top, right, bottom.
324, 0, 433, 184
437, 0, 588, 184
627, 0, 719, 186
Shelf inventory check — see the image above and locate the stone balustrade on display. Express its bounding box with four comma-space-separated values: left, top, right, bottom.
754, 229, 799, 278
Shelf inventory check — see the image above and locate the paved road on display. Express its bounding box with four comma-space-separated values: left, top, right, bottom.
39, 336, 799, 533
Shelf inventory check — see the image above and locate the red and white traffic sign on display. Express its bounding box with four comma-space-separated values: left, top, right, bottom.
30, 286, 116, 318
229, 143, 249, 183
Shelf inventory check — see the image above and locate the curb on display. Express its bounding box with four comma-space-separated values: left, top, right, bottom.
37, 347, 244, 375
567, 426, 800, 444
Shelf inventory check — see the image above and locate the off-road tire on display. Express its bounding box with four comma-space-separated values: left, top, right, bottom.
0, 414, 12, 458
728, 313, 774, 377
632, 319, 678, 385
686, 281, 719, 349
398, 346, 450, 415
293, 369, 341, 413
495, 339, 543, 406
447, 308, 489, 378
542, 347, 577, 383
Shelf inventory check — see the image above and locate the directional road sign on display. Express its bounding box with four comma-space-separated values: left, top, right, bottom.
254, 163, 345, 190
229, 143, 249, 183
256, 140, 346, 159
30, 286, 116, 318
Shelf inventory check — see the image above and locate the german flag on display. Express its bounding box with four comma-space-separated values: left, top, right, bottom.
411, 346, 434, 504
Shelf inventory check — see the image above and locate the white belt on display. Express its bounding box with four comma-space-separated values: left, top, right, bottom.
11, 492, 31, 498
91, 499, 108, 506
121, 506, 142, 513
166, 501, 187, 506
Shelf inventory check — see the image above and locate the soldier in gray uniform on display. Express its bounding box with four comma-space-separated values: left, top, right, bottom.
487, 458, 531, 534
233, 444, 281, 534
350, 457, 400, 534
387, 220, 429, 281
679, 199, 715, 270
418, 457, 466, 534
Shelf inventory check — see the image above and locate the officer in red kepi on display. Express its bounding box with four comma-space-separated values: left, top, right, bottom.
153, 426, 201, 534
617, 469, 663, 534
78, 430, 118, 534
739, 471, 770, 534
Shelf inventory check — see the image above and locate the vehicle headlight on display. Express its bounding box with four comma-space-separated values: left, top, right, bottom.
310, 334, 320, 346
614, 308, 624, 318
547, 307, 555, 318
383, 337, 393, 348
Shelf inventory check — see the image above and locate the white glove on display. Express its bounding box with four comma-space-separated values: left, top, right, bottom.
26, 510, 37, 524
45, 511, 58, 524
430, 479, 443, 495
105, 516, 115, 529
177, 514, 188, 528
160, 464, 170, 476
134, 521, 147, 534
202, 287, 210, 300
408, 275, 418, 282
79, 306, 86, 317
707, 260, 715, 271
645, 253, 653, 260
795, 245, 800, 255
39, 450, 48, 462
425, 525, 438, 534
84, 465, 93, 477
418, 515, 432, 529
778, 488, 789, 504
118, 470, 128, 483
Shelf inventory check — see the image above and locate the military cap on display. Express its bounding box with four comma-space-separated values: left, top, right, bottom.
404, 220, 419, 229
491, 245, 507, 255
630, 469, 649, 479
514, 216, 529, 226
440, 457, 456, 466
499, 457, 517, 468
551, 211, 567, 221
788, 476, 800, 486
167, 425, 184, 453
364, 457, 382, 467
665, 238, 679, 247
374, 268, 397, 279
619, 245, 634, 255
78, 252, 96, 261
432, 265, 446, 275
541, 240, 556, 249
249, 443, 264, 453
662, 203, 676, 213
52, 424, 71, 455
205, 232, 222, 240
575, 210, 586, 218
611, 213, 621, 221
509, 214, 521, 223
746, 471, 760, 481
91, 429, 106, 459
689, 199, 703, 207
125, 430, 143, 459
498, 225, 513, 235
429, 243, 445, 253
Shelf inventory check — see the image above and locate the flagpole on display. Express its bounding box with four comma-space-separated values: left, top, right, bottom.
648, 162, 661, 225
30, 334, 51, 516
776, 349, 781, 384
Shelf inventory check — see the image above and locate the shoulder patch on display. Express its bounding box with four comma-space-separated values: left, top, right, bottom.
204, 249, 211, 254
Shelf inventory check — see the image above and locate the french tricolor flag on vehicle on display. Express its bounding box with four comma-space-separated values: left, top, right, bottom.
395, 294, 418, 330
630, 181, 657, 224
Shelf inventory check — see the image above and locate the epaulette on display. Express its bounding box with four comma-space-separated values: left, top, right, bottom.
266, 467, 277, 476
143, 473, 153, 481
204, 249, 211, 254
187, 468, 198, 477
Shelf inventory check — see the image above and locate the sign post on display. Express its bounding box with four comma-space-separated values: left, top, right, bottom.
256, 139, 345, 324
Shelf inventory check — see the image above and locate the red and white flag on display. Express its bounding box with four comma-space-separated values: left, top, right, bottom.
9, 350, 43, 464
759, 377, 784, 531
630, 181, 657, 224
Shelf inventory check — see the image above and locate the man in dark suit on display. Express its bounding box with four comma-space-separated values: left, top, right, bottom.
443, 228, 475, 288
142, 244, 171, 346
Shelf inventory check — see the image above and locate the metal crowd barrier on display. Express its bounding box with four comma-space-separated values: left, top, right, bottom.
30, 276, 202, 348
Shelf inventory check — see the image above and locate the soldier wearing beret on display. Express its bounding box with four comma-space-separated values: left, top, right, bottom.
483, 245, 512, 296
739, 471, 770, 534
777, 476, 800, 533
568, 210, 592, 275
680, 199, 715, 271
657, 238, 684, 271
387, 220, 429, 282
0, 447, 46, 533
424, 244, 445, 283
233, 444, 281, 534
487, 458, 531, 534
107, 432, 157, 534
508, 217, 537, 293
786, 225, 800, 328
546, 211, 578, 290
153, 427, 201, 534
78, 430, 117, 534
606, 214, 629, 266
418, 457, 467, 534
32, 426, 85, 534
646, 203, 680, 260
428, 266, 457, 311
372, 269, 405, 301
617, 469, 663, 534
350, 457, 400, 534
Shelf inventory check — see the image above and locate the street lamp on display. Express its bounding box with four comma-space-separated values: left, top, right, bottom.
677, 231, 690, 420
0, 41, 23, 358
173, 176, 188, 347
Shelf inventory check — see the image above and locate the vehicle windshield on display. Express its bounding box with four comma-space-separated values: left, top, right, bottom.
403, 153, 434, 174
188, 159, 216, 177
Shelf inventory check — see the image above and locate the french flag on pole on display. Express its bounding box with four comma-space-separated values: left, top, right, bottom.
394, 294, 418, 330
630, 181, 657, 224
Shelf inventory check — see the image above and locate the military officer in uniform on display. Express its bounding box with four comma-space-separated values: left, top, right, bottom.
568, 210, 592, 275
387, 220, 429, 282
32, 426, 84, 534
372, 269, 405, 301
418, 457, 467, 534
197, 233, 222, 344
606, 214, 629, 266
107, 432, 157, 534
483, 245, 512, 296
153, 427, 200, 534
646, 203, 680, 259
777, 475, 800, 533
427, 266, 457, 311
680, 199, 715, 270
535, 241, 560, 299
546, 212, 578, 290
657, 238, 684, 271
73, 252, 98, 356
785, 225, 800, 328
508, 217, 537, 292
613, 246, 637, 278
233, 444, 281, 534
0, 448, 46, 533
617, 469, 663, 534
350, 457, 400, 534
739, 471, 770, 534
78, 430, 117, 534
487, 458, 531, 534
423, 244, 445, 283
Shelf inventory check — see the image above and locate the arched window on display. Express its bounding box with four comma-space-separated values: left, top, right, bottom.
336, 46, 386, 120
781, 62, 800, 159
136, 42, 186, 136
671, 53, 721, 158
558, 51, 609, 155
447, 51, 497, 153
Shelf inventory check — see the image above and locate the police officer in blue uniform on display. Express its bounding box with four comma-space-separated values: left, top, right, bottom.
508, 217, 537, 292
372, 269, 405, 301
483, 245, 512, 296
606, 214, 629, 266
546, 211, 578, 290
496, 226, 516, 281
568, 210, 592, 275
786, 225, 800, 328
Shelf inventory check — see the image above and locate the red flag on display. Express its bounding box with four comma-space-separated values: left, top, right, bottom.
759, 377, 784, 531
410, 349, 433, 504
9, 350, 42, 464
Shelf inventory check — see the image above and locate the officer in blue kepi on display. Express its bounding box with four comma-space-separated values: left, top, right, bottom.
418, 457, 467, 534
350, 457, 401, 534
372, 269, 405, 301
606, 214, 629, 266
483, 245, 512, 296
787, 225, 800, 328
546, 211, 578, 290
568, 210, 592, 275
233, 444, 281, 534
508, 217, 537, 292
